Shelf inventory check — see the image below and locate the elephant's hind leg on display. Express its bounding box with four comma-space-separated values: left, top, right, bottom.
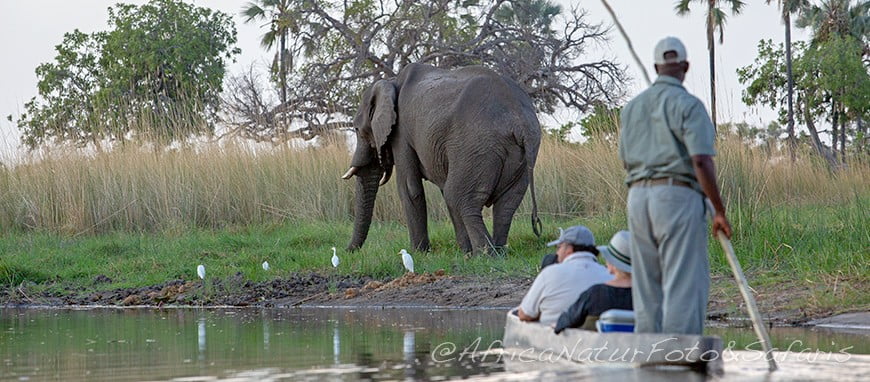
492, 173, 530, 248
444, 184, 495, 256
443, 192, 473, 253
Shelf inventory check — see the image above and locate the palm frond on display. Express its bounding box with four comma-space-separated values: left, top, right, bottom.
674, 0, 695, 16
260, 30, 277, 50
729, 0, 747, 14
241, 3, 266, 23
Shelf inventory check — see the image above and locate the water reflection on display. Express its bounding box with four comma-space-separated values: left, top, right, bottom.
197, 315, 206, 361
333, 322, 340, 365
0, 308, 867, 381
403, 330, 415, 361
262, 311, 270, 351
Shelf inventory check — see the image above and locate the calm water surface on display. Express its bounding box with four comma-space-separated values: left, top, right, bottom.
1, 308, 868, 381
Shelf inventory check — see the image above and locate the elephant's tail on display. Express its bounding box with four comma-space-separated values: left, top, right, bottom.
529, 167, 542, 238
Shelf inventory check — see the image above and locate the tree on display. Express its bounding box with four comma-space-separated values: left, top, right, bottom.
222, 0, 627, 144
766, 0, 810, 162
11, 0, 239, 149
796, 0, 870, 161
738, 38, 869, 168
720, 121, 785, 155
802, 35, 870, 163
675, 0, 746, 131
797, 0, 870, 53
579, 103, 621, 143
494, 0, 561, 34
241, 0, 295, 107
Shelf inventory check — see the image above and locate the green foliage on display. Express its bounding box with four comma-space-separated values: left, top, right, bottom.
546, 122, 576, 143
796, 0, 870, 47
738, 36, 869, 155
522, 102, 621, 146
737, 39, 800, 126
11, 0, 239, 149
579, 104, 621, 143
803, 35, 870, 119
494, 0, 561, 35
719, 121, 784, 154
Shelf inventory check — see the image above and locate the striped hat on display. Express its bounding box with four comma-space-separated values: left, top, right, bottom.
598, 230, 632, 273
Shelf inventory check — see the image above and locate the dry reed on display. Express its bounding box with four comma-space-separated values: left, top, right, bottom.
0, 134, 866, 235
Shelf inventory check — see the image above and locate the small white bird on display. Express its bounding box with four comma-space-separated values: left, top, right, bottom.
331, 247, 340, 268
197, 264, 206, 279
400, 249, 414, 273
262, 261, 270, 271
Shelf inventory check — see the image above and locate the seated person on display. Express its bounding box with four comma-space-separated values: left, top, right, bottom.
540, 252, 558, 270
554, 230, 633, 333
517, 225, 613, 325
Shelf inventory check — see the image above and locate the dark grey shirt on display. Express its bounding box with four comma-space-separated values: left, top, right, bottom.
618, 75, 716, 189
554, 284, 633, 334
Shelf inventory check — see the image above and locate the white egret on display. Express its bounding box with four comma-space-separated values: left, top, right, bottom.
196, 264, 206, 279
262, 261, 270, 271
400, 249, 414, 273
331, 247, 340, 268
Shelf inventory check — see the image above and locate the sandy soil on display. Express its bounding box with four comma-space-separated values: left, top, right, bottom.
1, 271, 865, 326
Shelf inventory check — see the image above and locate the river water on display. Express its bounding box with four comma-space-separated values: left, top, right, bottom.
1, 308, 868, 381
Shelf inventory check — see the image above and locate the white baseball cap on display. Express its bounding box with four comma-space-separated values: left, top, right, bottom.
653, 36, 687, 65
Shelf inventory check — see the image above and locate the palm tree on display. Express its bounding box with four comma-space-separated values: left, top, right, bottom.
797, 0, 869, 53
675, 0, 746, 131
494, 0, 562, 35
767, 0, 809, 162
241, 0, 296, 105
798, 0, 866, 39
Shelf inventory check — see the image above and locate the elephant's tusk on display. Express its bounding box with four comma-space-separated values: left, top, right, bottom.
379, 168, 392, 186
342, 166, 359, 179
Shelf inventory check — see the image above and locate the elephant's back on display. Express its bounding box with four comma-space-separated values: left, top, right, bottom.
396, 63, 541, 184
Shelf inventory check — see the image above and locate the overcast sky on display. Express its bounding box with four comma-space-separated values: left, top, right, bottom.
0, 1, 811, 159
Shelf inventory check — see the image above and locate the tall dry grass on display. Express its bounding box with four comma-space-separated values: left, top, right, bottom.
0, 134, 866, 235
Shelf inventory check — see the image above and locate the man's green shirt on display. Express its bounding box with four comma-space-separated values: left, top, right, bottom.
618, 75, 716, 189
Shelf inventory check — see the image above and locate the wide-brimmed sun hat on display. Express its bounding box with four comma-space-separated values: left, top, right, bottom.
598, 230, 631, 273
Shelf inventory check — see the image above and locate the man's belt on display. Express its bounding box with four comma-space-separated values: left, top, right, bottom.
630, 177, 693, 189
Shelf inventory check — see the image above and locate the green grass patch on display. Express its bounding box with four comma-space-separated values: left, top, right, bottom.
0, 197, 866, 303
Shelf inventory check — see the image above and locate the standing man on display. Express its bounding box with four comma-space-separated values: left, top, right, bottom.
618, 37, 732, 335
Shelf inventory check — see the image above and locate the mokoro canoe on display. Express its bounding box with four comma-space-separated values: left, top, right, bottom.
501, 311, 724, 374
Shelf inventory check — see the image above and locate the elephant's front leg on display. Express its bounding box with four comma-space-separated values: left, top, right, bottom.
396, 160, 430, 252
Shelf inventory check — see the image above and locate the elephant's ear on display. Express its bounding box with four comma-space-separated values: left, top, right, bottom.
370, 80, 397, 154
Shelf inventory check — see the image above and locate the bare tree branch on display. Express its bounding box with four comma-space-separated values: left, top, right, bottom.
222, 0, 627, 142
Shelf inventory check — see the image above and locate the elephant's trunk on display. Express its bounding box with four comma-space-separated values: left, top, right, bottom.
347, 164, 382, 251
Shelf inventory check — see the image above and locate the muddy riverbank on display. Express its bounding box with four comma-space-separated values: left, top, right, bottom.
1, 271, 866, 326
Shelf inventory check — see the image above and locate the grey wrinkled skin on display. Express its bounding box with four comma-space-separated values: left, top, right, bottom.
345, 63, 542, 255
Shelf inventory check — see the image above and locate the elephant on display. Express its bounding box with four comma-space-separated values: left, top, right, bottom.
342, 63, 542, 254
